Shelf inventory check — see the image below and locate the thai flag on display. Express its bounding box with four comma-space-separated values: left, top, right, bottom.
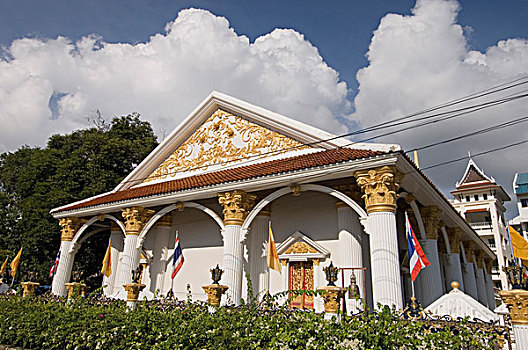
49, 248, 61, 278
406, 214, 430, 281
171, 231, 184, 279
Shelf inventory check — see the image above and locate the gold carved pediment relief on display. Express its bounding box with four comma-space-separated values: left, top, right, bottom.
284, 241, 318, 255
144, 109, 310, 182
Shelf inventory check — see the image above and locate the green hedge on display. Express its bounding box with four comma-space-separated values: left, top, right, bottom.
0, 295, 497, 349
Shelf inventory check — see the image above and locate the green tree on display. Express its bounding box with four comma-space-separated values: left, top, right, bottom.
0, 113, 158, 284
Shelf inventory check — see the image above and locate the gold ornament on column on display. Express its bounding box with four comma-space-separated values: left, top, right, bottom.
420, 206, 442, 240
58, 218, 86, 241
121, 207, 155, 235
156, 214, 172, 227
447, 227, 462, 254
463, 241, 476, 263
498, 290, 528, 325
355, 166, 400, 214
218, 190, 256, 225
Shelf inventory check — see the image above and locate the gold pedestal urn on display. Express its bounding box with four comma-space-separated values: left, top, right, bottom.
123, 267, 146, 311
21, 282, 39, 297
317, 262, 345, 318
202, 265, 229, 308
65, 282, 87, 299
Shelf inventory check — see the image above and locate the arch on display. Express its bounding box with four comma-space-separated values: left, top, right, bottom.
242, 184, 367, 232
136, 201, 225, 249
69, 214, 125, 254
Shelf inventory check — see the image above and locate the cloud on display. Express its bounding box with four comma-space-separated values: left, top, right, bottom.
0, 8, 350, 153
352, 0, 528, 215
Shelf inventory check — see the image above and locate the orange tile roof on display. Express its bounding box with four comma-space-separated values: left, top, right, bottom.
55, 148, 384, 213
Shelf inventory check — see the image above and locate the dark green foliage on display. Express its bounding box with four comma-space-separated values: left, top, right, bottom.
0, 296, 497, 349
0, 114, 158, 284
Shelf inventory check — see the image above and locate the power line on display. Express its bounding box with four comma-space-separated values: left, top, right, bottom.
406, 114, 528, 153
419, 138, 528, 171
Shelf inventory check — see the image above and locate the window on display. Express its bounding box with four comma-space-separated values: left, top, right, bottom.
474, 194, 479, 201
487, 238, 495, 248
521, 198, 528, 207
483, 193, 488, 200
466, 196, 470, 202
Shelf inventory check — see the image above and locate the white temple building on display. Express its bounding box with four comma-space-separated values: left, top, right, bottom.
450, 159, 512, 292
50, 92, 496, 311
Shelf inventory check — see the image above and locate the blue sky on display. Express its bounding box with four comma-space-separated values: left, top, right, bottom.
0, 0, 527, 215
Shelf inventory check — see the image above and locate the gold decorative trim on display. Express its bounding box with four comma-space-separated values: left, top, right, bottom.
144, 109, 309, 182
447, 227, 462, 254
175, 202, 185, 211
421, 206, 442, 240
498, 289, 528, 325
355, 166, 400, 214
121, 207, 155, 235
284, 241, 318, 254
312, 258, 320, 266
290, 184, 301, 197
59, 218, 86, 241
405, 194, 416, 204
218, 190, 256, 225
280, 259, 287, 266
256, 210, 271, 217
463, 241, 475, 263
157, 214, 172, 227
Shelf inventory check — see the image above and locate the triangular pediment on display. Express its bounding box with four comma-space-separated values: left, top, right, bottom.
277, 231, 329, 260
143, 108, 311, 183
115, 92, 399, 191
456, 159, 495, 188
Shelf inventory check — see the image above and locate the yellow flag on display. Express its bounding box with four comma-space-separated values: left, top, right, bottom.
509, 226, 528, 264
267, 223, 281, 274
10, 248, 22, 278
101, 240, 112, 277
0, 257, 8, 275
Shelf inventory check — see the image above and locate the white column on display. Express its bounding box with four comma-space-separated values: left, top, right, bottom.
356, 166, 403, 310
52, 218, 84, 297
102, 227, 123, 296
337, 202, 364, 313
51, 240, 74, 296
475, 267, 488, 306
484, 261, 496, 309
418, 207, 443, 307
443, 253, 464, 291
367, 211, 403, 310
114, 233, 140, 298
151, 216, 172, 296
462, 262, 478, 300
418, 239, 443, 306
499, 290, 528, 350
221, 225, 245, 305
248, 211, 270, 297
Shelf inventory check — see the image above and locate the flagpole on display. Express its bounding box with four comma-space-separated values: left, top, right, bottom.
411, 279, 415, 298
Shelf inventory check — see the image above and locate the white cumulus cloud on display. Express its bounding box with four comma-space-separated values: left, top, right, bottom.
352, 0, 528, 214
0, 8, 350, 153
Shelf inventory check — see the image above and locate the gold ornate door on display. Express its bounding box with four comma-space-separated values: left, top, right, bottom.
289, 261, 314, 309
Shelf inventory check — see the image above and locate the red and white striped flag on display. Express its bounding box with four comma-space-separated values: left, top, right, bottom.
171, 231, 184, 279
49, 248, 61, 278
406, 213, 430, 281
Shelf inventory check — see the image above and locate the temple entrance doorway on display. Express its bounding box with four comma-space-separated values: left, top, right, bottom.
289, 260, 314, 309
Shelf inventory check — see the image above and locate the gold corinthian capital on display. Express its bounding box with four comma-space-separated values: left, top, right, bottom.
121, 207, 155, 235
58, 217, 86, 241
354, 166, 400, 214
218, 190, 257, 225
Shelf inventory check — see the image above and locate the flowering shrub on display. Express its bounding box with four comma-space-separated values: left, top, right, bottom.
0, 295, 498, 349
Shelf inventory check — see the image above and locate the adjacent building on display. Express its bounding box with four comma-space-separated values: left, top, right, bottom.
450, 159, 512, 290
510, 172, 528, 240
